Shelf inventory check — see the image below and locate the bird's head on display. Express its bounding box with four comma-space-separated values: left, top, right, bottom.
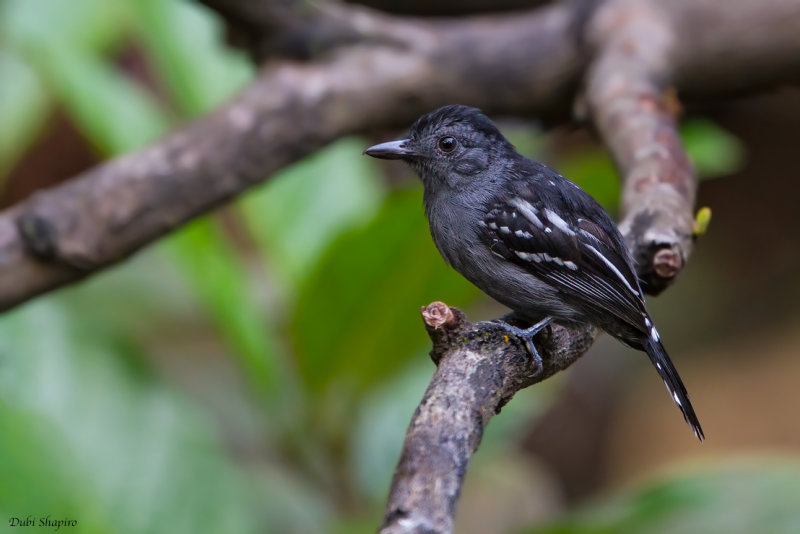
364, 105, 516, 194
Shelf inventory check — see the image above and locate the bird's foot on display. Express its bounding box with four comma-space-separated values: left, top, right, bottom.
493, 317, 553, 377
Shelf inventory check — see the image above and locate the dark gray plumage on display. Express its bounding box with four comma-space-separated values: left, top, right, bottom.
365, 105, 703, 441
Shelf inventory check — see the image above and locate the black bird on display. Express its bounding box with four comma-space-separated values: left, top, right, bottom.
364, 105, 703, 441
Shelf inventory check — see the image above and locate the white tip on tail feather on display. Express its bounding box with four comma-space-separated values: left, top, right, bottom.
650, 326, 660, 342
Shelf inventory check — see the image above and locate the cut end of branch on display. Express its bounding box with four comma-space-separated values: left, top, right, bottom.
652, 246, 683, 279
421, 301, 458, 329
422, 302, 466, 366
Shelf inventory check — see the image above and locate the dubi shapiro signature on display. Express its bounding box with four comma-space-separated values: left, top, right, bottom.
8, 515, 78, 531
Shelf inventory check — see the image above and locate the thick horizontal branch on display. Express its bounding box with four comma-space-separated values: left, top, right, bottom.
0, 2, 582, 311
1, 0, 799, 310
199, 0, 558, 60
351, 0, 554, 17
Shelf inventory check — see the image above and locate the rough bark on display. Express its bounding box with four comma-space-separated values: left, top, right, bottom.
3, 0, 799, 313
377, 105, 685, 529
584, 0, 696, 293
380, 304, 597, 534
2, 1, 800, 531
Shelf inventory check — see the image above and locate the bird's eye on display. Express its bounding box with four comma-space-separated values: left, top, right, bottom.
437, 136, 457, 153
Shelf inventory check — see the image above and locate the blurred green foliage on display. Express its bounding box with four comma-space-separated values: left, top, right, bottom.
524, 462, 800, 534
557, 119, 744, 214
0, 0, 768, 533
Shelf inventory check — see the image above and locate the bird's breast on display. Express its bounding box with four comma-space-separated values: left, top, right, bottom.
425, 195, 584, 322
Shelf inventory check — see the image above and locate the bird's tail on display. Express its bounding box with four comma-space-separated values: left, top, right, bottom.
644, 333, 704, 441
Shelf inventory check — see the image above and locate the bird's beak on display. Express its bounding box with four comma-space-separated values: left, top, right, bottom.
363, 139, 416, 160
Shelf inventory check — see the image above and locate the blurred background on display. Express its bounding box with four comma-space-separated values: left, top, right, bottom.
1, 0, 799, 533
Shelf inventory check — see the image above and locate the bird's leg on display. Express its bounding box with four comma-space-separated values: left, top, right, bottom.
493, 317, 553, 376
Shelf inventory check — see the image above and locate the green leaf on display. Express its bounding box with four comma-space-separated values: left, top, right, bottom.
0, 0, 128, 56
0, 298, 257, 534
352, 353, 565, 505
134, 0, 253, 116
43, 47, 170, 155
555, 119, 742, 214
251, 463, 336, 534
525, 461, 800, 534
166, 217, 288, 400
0, 51, 50, 177
240, 138, 385, 289
681, 119, 744, 179
556, 150, 620, 213
0, 404, 90, 526
290, 186, 480, 396
0, 0, 170, 157
352, 360, 431, 501
504, 123, 546, 160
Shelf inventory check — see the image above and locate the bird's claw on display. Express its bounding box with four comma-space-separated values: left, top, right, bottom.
493, 317, 553, 377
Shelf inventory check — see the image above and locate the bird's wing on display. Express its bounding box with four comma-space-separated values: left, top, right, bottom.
480, 178, 647, 331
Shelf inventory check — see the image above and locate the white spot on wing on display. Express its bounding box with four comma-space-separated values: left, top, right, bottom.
515, 251, 544, 263
650, 326, 660, 342
584, 243, 637, 294
509, 198, 544, 228
579, 228, 602, 244
519, 251, 579, 270
500, 226, 511, 234
514, 229, 533, 238
543, 209, 576, 236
